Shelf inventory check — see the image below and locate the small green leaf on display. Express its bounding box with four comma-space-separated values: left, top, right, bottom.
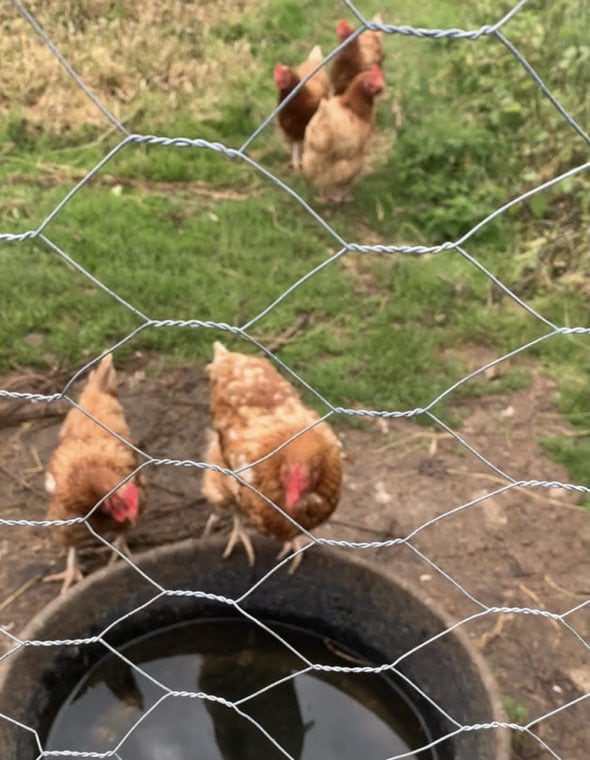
529, 194, 548, 218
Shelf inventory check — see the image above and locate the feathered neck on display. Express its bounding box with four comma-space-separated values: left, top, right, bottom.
341, 76, 376, 121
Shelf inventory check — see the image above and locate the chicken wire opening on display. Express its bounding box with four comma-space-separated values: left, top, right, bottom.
0, 0, 589, 759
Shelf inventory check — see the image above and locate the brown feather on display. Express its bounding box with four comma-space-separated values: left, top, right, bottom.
275, 46, 329, 165
302, 66, 384, 203
45, 355, 147, 549
202, 343, 342, 542
330, 23, 384, 95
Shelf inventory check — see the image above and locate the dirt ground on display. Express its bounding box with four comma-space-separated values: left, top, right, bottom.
0, 354, 588, 759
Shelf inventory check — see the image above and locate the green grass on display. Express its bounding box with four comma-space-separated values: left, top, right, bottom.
503, 697, 532, 753
541, 369, 590, 502
541, 436, 590, 504
0, 0, 588, 486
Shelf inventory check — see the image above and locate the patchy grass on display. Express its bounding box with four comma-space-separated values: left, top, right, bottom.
541, 436, 590, 505
503, 697, 534, 753
0, 0, 588, 484
0, 0, 265, 133
541, 369, 590, 501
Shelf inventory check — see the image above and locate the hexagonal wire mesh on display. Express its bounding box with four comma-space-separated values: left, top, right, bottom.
1, 0, 589, 758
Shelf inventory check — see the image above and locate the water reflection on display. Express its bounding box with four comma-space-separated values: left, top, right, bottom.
46, 619, 432, 760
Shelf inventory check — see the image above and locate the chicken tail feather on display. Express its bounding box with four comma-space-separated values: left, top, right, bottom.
207, 341, 229, 374
89, 354, 117, 394
213, 341, 228, 360
308, 45, 323, 63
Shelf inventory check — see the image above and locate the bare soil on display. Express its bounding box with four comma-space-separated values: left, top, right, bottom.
0, 355, 588, 759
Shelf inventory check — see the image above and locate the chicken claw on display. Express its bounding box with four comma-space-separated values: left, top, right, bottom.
107, 535, 133, 565
222, 513, 256, 567
276, 535, 311, 575
43, 546, 83, 596
202, 510, 220, 538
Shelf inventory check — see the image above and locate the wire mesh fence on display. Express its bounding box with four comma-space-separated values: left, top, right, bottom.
0, 0, 589, 758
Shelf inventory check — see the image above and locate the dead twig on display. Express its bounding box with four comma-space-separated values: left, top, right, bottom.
0, 463, 35, 492
445, 468, 581, 511
544, 574, 590, 599
518, 582, 543, 608
323, 639, 369, 666
0, 409, 66, 430
518, 583, 561, 638
263, 314, 310, 354
0, 571, 44, 613
375, 431, 452, 453
1, 372, 56, 389
477, 613, 510, 649
30, 445, 44, 472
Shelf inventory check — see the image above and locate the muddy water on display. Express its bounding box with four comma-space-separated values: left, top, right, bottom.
45, 619, 436, 759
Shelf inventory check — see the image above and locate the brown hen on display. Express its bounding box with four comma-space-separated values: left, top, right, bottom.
303, 64, 384, 203
330, 17, 384, 96
202, 342, 342, 571
274, 45, 329, 170
44, 354, 147, 594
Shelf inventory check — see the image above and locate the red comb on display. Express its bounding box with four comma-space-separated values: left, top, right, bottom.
336, 19, 354, 40
370, 64, 384, 84
273, 62, 291, 88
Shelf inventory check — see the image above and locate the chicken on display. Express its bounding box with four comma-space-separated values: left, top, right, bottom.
44, 354, 147, 594
201, 342, 342, 571
302, 64, 384, 203
330, 17, 384, 96
274, 45, 329, 170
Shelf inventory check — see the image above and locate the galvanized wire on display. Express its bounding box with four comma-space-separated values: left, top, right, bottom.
0, 1, 589, 759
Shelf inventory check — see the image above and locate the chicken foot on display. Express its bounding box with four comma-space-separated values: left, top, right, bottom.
276, 534, 311, 575
222, 513, 256, 567
290, 141, 303, 171
43, 546, 83, 596
107, 535, 133, 566
202, 510, 220, 538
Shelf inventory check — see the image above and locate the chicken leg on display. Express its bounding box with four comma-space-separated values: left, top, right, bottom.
43, 546, 83, 595
291, 141, 303, 171
202, 510, 220, 538
107, 535, 133, 565
222, 513, 256, 567
276, 534, 311, 575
